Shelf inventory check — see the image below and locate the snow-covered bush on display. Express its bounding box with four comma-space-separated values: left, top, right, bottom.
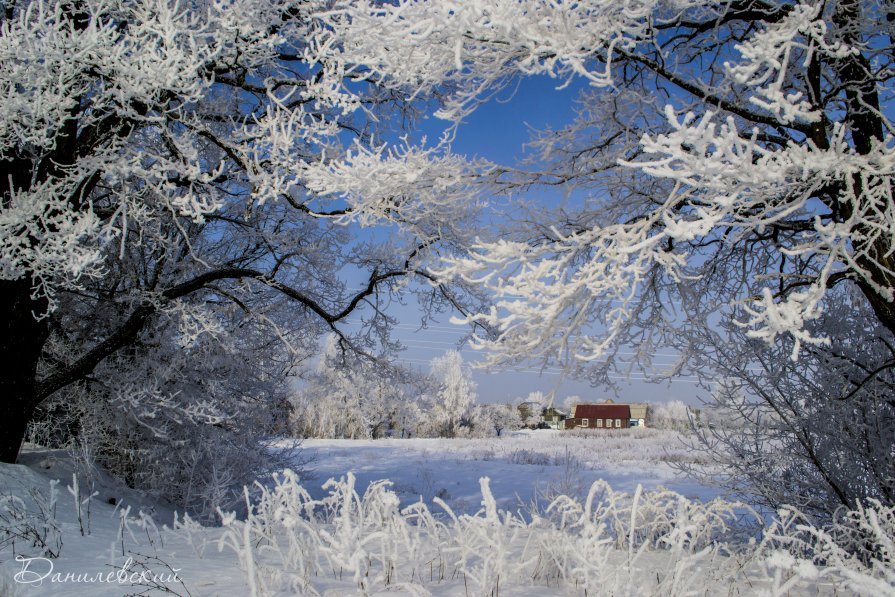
207, 469, 895, 595
29, 308, 300, 521
0, 479, 61, 558
759, 500, 895, 596
449, 427, 693, 473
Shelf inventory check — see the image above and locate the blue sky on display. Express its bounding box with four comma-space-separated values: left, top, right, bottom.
355, 75, 704, 406
434, 75, 583, 159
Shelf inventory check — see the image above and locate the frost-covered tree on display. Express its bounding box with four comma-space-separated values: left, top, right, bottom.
428, 351, 477, 437
21, 273, 310, 518
515, 391, 549, 426
455, 402, 508, 437
464, 404, 495, 438
0, 0, 485, 462
646, 400, 692, 432
562, 396, 581, 413
463, 402, 522, 437
389, 397, 424, 439
291, 336, 416, 439
682, 287, 895, 520
525, 391, 548, 409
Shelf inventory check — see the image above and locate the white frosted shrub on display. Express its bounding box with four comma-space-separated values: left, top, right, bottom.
760, 500, 895, 596
208, 472, 895, 596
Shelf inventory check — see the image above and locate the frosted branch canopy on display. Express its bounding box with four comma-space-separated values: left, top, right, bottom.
4, 0, 894, 366
319, 0, 895, 365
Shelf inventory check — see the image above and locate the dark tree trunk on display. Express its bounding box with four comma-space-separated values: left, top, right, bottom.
0, 279, 50, 463
0, 6, 85, 461
0, 398, 35, 465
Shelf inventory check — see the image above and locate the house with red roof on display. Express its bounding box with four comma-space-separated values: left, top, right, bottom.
564, 403, 631, 430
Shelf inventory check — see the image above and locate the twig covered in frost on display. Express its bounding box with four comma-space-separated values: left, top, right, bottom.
67, 474, 98, 537
0, 479, 62, 558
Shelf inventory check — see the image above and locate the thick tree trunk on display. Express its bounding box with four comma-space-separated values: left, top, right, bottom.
0, 398, 35, 465
0, 279, 49, 463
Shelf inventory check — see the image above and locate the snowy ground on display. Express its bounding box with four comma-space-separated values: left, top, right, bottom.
294, 429, 719, 515
0, 432, 880, 596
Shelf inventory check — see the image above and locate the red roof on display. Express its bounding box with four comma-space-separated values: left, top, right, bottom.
574, 404, 630, 419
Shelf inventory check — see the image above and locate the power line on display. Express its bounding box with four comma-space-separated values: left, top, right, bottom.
395, 357, 703, 384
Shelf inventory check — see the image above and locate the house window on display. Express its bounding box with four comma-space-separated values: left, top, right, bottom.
596, 419, 602, 428
615, 419, 621, 428
581, 418, 589, 427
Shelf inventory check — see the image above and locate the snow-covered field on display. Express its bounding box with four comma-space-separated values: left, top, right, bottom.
1, 432, 889, 596
295, 429, 717, 515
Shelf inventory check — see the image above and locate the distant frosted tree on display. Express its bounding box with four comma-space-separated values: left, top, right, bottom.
293, 336, 414, 439
647, 400, 692, 432
526, 391, 548, 409
462, 404, 489, 437
491, 403, 523, 437
562, 396, 581, 413
391, 399, 424, 439
515, 402, 533, 426
429, 351, 477, 437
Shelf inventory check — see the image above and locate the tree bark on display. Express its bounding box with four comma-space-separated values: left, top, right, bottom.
0, 279, 49, 463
